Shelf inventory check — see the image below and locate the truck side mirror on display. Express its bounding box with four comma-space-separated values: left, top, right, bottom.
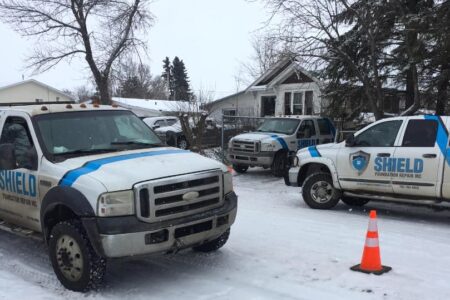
345, 133, 356, 147
0, 143, 17, 170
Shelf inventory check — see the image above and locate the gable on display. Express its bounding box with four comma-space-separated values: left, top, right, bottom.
281, 71, 314, 84
256, 60, 292, 86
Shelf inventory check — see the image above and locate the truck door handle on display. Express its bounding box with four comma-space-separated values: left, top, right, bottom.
423, 153, 437, 158
377, 153, 391, 157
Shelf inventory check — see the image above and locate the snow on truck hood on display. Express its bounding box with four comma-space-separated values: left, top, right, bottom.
57, 147, 226, 191
233, 132, 288, 142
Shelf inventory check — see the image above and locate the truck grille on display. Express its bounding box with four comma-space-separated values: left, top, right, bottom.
135, 170, 223, 222
232, 140, 259, 153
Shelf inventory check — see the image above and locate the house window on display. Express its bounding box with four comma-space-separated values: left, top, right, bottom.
223, 108, 236, 116
305, 91, 313, 115
293, 92, 303, 115
284, 92, 292, 115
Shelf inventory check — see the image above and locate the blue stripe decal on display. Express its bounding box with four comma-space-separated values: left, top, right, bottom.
424, 115, 450, 165
308, 146, 321, 157
59, 149, 188, 187
270, 134, 289, 150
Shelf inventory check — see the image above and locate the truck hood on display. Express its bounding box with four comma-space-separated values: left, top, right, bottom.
155, 123, 182, 134
57, 147, 226, 191
232, 132, 288, 143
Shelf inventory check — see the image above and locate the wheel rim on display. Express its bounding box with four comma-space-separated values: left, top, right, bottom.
56, 235, 84, 282
179, 139, 187, 149
310, 181, 334, 203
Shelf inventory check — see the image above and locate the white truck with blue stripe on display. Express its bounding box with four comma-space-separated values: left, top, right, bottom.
285, 115, 450, 210
227, 116, 335, 176
0, 104, 237, 292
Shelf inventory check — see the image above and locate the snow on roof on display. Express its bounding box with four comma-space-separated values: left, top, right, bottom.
112, 97, 195, 114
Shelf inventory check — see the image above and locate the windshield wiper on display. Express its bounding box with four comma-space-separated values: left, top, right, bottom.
110, 141, 162, 147
54, 148, 119, 156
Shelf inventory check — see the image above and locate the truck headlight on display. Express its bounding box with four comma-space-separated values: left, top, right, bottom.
98, 190, 135, 217
223, 169, 233, 195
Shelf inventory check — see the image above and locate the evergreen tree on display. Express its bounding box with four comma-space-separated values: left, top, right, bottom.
162, 57, 174, 99
172, 57, 192, 101
118, 76, 149, 99
161, 56, 193, 101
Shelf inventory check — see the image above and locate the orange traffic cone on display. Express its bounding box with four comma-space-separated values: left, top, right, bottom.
351, 210, 392, 275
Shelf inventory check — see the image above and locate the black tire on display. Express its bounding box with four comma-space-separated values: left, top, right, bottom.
233, 164, 248, 173
272, 152, 288, 177
177, 136, 189, 150
302, 172, 341, 209
341, 197, 370, 207
193, 229, 230, 252
49, 220, 106, 292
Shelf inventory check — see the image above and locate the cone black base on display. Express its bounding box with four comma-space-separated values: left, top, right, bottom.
350, 264, 392, 275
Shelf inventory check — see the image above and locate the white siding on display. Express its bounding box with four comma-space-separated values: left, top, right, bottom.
0, 82, 72, 103
209, 92, 258, 120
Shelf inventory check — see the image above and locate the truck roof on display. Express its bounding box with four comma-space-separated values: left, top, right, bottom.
0, 103, 128, 116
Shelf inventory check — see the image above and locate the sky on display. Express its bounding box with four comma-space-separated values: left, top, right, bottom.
0, 0, 269, 99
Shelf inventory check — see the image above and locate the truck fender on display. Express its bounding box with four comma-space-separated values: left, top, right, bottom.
297, 157, 342, 189
40, 186, 95, 242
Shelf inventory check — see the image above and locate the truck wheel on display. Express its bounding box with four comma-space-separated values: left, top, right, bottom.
178, 136, 188, 150
193, 229, 230, 252
302, 173, 341, 209
341, 197, 370, 207
233, 164, 248, 173
49, 220, 106, 292
272, 152, 288, 177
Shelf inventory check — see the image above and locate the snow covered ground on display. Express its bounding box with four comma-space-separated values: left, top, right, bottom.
1, 168, 450, 299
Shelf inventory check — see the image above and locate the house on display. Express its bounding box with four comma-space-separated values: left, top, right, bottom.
0, 79, 74, 104
112, 97, 196, 118
208, 58, 324, 120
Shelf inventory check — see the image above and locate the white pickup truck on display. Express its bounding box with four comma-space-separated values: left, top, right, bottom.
285, 115, 450, 209
228, 116, 335, 176
0, 103, 237, 292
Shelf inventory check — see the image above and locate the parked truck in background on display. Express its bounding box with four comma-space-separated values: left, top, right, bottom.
227, 116, 335, 176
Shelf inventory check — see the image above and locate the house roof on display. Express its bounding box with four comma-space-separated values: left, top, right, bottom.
209, 58, 321, 106
0, 79, 75, 101
206, 90, 246, 106
112, 97, 197, 114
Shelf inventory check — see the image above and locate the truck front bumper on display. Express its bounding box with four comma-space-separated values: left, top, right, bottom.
87, 192, 237, 258
284, 167, 300, 187
227, 151, 274, 167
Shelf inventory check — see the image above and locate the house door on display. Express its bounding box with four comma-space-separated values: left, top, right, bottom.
261, 96, 276, 116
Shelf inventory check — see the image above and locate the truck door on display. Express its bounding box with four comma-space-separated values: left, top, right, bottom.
316, 118, 335, 144
392, 117, 443, 198
336, 119, 404, 193
297, 119, 318, 149
0, 115, 40, 230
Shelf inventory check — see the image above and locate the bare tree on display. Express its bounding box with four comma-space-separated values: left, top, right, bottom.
0, 0, 152, 104
177, 90, 216, 153
240, 34, 288, 82
262, 0, 395, 120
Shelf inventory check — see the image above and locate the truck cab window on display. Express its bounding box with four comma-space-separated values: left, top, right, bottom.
402, 120, 437, 147
0, 117, 37, 170
297, 120, 316, 138
354, 120, 402, 147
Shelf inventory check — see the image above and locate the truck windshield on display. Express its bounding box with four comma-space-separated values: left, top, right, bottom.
256, 119, 300, 135
34, 110, 163, 161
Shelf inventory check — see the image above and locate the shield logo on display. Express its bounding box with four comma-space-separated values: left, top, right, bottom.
350, 151, 370, 175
